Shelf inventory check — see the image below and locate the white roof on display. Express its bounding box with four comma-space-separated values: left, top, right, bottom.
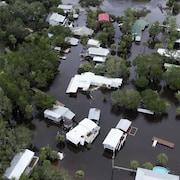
4, 149, 34, 180
88, 108, 101, 121
57, 4, 73, 10
157, 48, 180, 61
115, 118, 132, 132
93, 56, 106, 63
66, 72, 123, 93
44, 105, 75, 121
136, 167, 179, 180
87, 47, 110, 57
137, 108, 154, 115
102, 128, 124, 151
65, 37, 79, 46
70, 26, 94, 36
87, 39, 101, 47
66, 118, 99, 145
49, 13, 66, 23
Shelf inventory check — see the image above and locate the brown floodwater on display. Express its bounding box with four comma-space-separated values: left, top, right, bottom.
30, 0, 180, 179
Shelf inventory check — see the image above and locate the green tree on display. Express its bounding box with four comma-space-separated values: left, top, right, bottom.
143, 162, 153, 170
163, 67, 180, 91
157, 153, 168, 166
56, 133, 65, 143
148, 21, 161, 41
33, 91, 55, 109
130, 160, 139, 169
111, 89, 141, 110
75, 170, 85, 179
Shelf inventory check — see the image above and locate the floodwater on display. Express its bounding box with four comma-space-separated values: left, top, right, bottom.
31, 0, 180, 179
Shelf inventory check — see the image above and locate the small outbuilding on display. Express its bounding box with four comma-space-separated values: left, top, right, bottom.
88, 108, 101, 123
115, 118, 132, 133
48, 13, 67, 26
87, 39, 101, 48
65, 37, 79, 46
70, 26, 94, 36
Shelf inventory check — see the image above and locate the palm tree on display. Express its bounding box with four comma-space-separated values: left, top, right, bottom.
75, 170, 85, 179
157, 153, 168, 166
130, 160, 139, 169
143, 162, 153, 170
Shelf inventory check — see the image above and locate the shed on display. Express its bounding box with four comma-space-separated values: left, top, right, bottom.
4, 149, 36, 180
44, 105, 75, 123
98, 13, 110, 22
132, 19, 149, 41
137, 108, 154, 115
88, 108, 101, 123
102, 128, 124, 152
115, 118, 132, 133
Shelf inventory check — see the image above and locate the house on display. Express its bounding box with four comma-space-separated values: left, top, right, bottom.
87, 39, 101, 48
66, 72, 123, 94
48, 13, 67, 26
102, 118, 132, 152
115, 118, 132, 133
66, 118, 100, 146
92, 56, 106, 63
70, 26, 94, 36
88, 108, 101, 124
65, 37, 79, 46
57, 4, 73, 14
132, 19, 149, 42
135, 167, 179, 180
157, 48, 180, 62
44, 105, 75, 123
87, 47, 110, 57
98, 13, 110, 22
102, 128, 126, 152
4, 149, 39, 180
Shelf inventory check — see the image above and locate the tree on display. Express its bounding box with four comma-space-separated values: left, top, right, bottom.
141, 89, 170, 113
148, 21, 161, 41
135, 76, 148, 88
56, 133, 65, 143
157, 153, 168, 166
111, 89, 141, 110
33, 91, 55, 109
130, 160, 139, 169
8, 34, 17, 49
143, 162, 153, 170
75, 170, 85, 179
163, 67, 180, 91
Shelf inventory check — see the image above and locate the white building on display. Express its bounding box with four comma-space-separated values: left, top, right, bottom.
115, 118, 132, 133
44, 105, 75, 123
88, 108, 101, 123
157, 48, 180, 62
87, 47, 110, 57
87, 39, 101, 48
102, 128, 126, 152
66, 72, 123, 94
65, 37, 79, 46
57, 4, 73, 13
66, 118, 100, 146
48, 13, 67, 26
135, 167, 179, 180
4, 149, 39, 180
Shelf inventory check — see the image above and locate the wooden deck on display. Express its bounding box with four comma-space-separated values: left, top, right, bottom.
152, 137, 175, 148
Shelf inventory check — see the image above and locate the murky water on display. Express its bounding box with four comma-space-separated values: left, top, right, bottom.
31, 0, 180, 179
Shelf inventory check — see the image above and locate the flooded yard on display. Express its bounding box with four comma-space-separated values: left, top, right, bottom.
31, 0, 180, 179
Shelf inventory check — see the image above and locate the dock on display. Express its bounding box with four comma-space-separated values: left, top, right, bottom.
152, 137, 175, 148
